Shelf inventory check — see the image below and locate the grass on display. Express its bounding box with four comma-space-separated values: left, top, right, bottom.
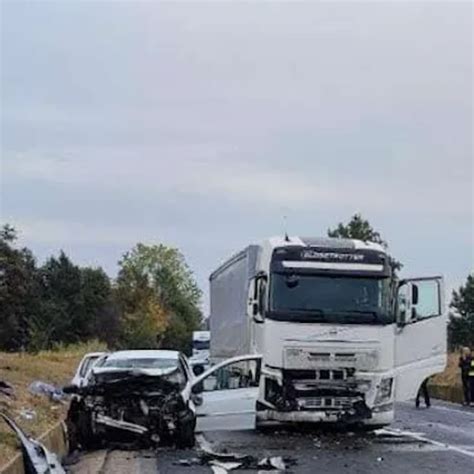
432, 352, 462, 387
0, 341, 107, 466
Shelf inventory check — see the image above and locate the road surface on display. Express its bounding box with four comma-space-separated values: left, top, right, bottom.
66, 400, 474, 473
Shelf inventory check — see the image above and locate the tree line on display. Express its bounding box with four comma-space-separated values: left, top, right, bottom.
0, 224, 202, 353
1, 216, 472, 353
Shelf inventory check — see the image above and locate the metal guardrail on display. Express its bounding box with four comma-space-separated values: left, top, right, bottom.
0, 421, 68, 474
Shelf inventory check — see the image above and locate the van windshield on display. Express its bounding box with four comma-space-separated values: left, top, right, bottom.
269, 273, 392, 324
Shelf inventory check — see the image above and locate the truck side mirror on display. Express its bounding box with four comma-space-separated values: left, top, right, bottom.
247, 275, 265, 323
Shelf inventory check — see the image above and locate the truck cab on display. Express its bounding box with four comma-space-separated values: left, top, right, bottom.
209, 236, 447, 427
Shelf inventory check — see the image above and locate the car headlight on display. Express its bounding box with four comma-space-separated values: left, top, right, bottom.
374, 377, 393, 404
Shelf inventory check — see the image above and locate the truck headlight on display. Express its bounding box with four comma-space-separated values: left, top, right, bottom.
374, 377, 393, 404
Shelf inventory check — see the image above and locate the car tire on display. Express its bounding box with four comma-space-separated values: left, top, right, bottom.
176, 411, 196, 448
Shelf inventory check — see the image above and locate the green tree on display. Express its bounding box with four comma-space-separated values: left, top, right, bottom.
327, 213, 402, 272
30, 252, 113, 350
116, 243, 202, 353
0, 225, 40, 350
448, 275, 474, 349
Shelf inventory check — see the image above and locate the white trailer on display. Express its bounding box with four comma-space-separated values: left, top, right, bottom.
208, 236, 447, 428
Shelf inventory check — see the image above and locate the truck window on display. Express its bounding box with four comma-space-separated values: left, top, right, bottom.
413, 280, 441, 319
201, 360, 261, 392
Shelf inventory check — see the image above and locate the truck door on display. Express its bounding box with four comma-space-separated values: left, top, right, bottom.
394, 277, 447, 401
191, 355, 261, 432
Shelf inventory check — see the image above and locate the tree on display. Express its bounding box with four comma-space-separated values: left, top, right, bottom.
448, 275, 474, 349
29, 252, 113, 350
327, 213, 402, 272
116, 243, 202, 353
0, 224, 40, 350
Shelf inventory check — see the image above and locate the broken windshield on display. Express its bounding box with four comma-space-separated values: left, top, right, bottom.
269, 273, 392, 324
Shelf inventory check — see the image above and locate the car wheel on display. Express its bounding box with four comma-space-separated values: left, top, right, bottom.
176, 411, 196, 448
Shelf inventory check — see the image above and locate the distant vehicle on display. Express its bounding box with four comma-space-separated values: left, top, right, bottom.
209, 236, 447, 428
71, 352, 106, 388
66, 349, 261, 450
192, 330, 210, 360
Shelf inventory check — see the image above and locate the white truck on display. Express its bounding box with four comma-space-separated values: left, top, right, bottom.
208, 236, 447, 428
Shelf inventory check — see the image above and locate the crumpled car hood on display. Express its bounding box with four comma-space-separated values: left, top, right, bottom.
92, 366, 177, 377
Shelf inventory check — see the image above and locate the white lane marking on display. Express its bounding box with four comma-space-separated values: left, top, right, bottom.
379, 428, 474, 459
430, 405, 474, 418
399, 401, 474, 418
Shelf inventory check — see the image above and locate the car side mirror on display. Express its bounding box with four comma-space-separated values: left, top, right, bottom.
191, 393, 203, 406
63, 384, 79, 394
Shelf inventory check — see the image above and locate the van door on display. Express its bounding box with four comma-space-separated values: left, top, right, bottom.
394, 277, 447, 401
191, 355, 261, 432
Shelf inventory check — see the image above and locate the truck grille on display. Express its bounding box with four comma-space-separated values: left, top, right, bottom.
297, 396, 359, 410
286, 368, 354, 381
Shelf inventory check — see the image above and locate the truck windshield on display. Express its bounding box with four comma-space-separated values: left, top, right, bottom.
193, 340, 210, 350
269, 273, 392, 324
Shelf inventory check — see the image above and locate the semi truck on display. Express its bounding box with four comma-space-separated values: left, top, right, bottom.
208, 236, 447, 427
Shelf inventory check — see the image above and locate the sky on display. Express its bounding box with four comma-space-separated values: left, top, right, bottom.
1, 1, 473, 313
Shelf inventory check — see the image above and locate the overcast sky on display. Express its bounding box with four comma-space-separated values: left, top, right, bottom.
1, 1, 472, 313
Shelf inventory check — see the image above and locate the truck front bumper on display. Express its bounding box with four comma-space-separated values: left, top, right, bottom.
257, 405, 393, 426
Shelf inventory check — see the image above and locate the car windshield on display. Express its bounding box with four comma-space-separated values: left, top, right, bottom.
269, 273, 392, 324
79, 356, 100, 377
102, 357, 178, 370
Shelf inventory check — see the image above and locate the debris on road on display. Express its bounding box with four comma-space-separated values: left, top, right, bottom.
0, 412, 65, 474
210, 460, 244, 471
258, 456, 288, 470
180, 435, 297, 472
28, 380, 65, 402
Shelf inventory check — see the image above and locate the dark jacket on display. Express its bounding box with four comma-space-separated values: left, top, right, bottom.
458, 355, 472, 379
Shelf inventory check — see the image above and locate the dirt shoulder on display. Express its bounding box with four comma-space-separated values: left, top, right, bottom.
0, 342, 106, 466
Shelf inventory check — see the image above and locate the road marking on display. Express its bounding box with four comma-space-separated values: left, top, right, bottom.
399, 401, 474, 418
379, 428, 474, 459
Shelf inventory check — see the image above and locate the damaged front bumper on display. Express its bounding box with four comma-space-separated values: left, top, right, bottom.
259, 366, 394, 426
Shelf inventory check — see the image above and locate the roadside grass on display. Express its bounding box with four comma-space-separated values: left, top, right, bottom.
0, 341, 106, 466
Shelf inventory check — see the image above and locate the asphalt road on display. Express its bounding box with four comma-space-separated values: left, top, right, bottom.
66, 400, 474, 473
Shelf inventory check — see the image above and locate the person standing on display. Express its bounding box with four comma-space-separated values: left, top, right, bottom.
416, 378, 431, 408
458, 347, 472, 406
469, 352, 474, 405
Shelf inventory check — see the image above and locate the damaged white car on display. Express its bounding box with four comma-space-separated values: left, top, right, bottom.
65, 350, 262, 451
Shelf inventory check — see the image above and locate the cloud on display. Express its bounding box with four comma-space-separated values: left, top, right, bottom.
1, 0, 472, 304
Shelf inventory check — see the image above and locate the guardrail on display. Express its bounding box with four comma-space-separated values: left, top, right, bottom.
0, 421, 68, 474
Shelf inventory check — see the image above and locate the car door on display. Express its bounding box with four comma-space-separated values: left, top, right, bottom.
394, 276, 447, 401
191, 355, 261, 432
